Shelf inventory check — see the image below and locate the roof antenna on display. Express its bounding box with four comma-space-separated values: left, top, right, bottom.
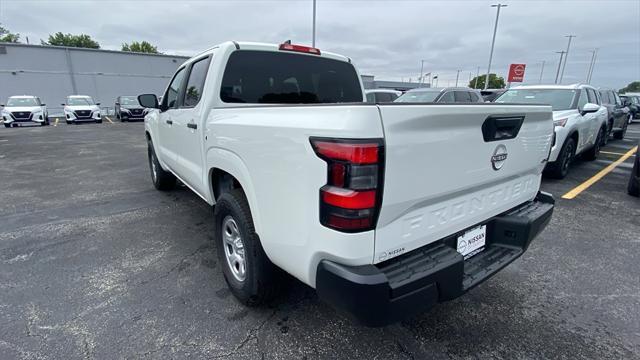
283, 40, 292, 45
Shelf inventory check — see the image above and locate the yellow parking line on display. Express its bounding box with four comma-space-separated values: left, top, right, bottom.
54, 118, 59, 126
562, 146, 638, 200
105, 116, 114, 124
600, 150, 629, 156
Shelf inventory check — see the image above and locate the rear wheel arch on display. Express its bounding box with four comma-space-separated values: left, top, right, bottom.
205, 151, 262, 237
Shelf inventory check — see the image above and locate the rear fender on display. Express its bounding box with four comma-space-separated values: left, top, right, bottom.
206, 147, 263, 236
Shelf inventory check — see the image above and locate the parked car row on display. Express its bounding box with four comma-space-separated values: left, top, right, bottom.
364, 83, 635, 181
1, 94, 150, 127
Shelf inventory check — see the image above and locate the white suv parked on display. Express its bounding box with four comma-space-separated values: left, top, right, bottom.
63, 95, 102, 124
496, 84, 608, 178
1, 96, 49, 128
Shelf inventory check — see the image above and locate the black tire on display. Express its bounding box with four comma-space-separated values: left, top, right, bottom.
96, 120, 102, 124
546, 137, 575, 179
147, 141, 176, 191
4, 123, 10, 128
214, 189, 281, 306
584, 127, 604, 161
603, 120, 613, 145
614, 120, 628, 140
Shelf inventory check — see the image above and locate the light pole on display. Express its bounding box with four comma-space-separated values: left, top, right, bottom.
587, 48, 599, 83
484, 3, 507, 90
312, 0, 317, 47
554, 51, 566, 84
539, 60, 545, 84
559, 35, 575, 83
419, 60, 426, 84
455, 69, 461, 87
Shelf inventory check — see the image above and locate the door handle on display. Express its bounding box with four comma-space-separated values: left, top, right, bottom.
187, 123, 197, 129
166, 119, 173, 125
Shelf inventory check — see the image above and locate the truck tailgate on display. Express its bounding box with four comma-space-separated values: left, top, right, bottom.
374, 104, 553, 263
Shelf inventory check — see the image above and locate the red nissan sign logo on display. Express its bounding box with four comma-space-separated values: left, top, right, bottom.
508, 63, 526, 82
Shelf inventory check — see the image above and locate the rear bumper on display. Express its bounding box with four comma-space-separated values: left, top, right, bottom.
316, 191, 554, 327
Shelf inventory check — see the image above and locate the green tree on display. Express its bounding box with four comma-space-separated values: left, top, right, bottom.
619, 81, 640, 94
468, 74, 506, 89
122, 41, 160, 54
43, 32, 100, 49
0, 23, 20, 43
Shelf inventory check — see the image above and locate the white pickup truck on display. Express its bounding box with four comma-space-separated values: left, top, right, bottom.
138, 41, 555, 326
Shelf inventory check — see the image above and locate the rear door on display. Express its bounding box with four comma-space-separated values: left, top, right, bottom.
374, 104, 553, 263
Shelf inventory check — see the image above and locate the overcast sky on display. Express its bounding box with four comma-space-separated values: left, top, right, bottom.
1, 0, 638, 88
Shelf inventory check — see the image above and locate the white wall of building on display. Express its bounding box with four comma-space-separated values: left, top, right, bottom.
0, 43, 189, 115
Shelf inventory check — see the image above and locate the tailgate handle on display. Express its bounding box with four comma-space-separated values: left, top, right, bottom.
481, 115, 525, 142
187, 123, 197, 129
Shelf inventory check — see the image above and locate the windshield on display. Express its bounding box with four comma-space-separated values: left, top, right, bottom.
7, 97, 39, 107
120, 96, 139, 106
495, 89, 576, 111
67, 97, 95, 106
394, 90, 440, 103
220, 50, 362, 104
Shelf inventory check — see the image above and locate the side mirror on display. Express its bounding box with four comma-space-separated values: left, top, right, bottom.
115, 102, 120, 106
581, 103, 599, 115
96, 102, 101, 106
138, 94, 159, 109
61, 103, 66, 106
41, 103, 46, 106
0, 104, 4, 107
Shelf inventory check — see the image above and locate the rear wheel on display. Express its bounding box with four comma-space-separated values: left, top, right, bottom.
614, 120, 628, 140
148, 140, 176, 191
4, 123, 10, 128
214, 189, 281, 306
584, 128, 604, 161
546, 137, 575, 179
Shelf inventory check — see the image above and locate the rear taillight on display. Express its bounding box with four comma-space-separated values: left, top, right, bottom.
311, 138, 384, 232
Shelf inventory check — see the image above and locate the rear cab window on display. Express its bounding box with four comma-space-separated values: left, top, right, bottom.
184, 56, 212, 108
220, 50, 363, 104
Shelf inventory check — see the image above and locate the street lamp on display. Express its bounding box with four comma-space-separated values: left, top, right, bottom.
539, 60, 545, 84
587, 48, 599, 83
455, 69, 461, 87
484, 3, 507, 90
559, 35, 576, 83
419, 60, 426, 84
312, 0, 317, 47
554, 51, 566, 84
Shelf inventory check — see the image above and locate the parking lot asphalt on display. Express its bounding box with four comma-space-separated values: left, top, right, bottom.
0, 120, 638, 359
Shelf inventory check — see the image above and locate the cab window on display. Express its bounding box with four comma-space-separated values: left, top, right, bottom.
454, 91, 472, 102
183, 56, 211, 108
438, 92, 455, 103
164, 67, 187, 109
586, 89, 599, 104
577, 90, 588, 109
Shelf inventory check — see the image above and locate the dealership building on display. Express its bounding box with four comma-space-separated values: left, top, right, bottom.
0, 43, 424, 116
0, 43, 189, 115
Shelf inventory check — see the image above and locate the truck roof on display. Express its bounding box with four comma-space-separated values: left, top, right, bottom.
8, 95, 37, 99
191, 41, 352, 65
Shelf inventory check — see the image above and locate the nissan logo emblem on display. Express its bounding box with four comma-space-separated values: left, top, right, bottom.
491, 145, 508, 170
